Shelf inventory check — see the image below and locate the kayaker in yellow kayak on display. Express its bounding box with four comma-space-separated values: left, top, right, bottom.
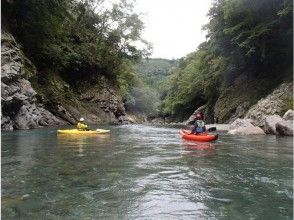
77, 118, 88, 131
190, 113, 206, 134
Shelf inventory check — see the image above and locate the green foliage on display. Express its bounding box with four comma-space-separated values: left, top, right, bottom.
116, 59, 159, 115
23, 55, 37, 80
161, 0, 293, 122
3, 0, 151, 79
159, 43, 226, 120
134, 58, 178, 89
3, 0, 155, 115
281, 97, 294, 115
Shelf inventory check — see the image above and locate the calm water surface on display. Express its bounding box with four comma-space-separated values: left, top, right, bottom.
1, 125, 293, 219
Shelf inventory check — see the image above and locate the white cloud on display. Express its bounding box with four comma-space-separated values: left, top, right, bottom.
135, 0, 212, 59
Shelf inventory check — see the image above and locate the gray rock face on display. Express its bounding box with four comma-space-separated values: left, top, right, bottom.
245, 82, 293, 126
118, 115, 136, 124
228, 101, 251, 123
1, 32, 67, 130
80, 76, 133, 124
276, 120, 293, 136
283, 109, 294, 120
1, 115, 14, 131
229, 118, 254, 130
228, 126, 265, 135
228, 118, 265, 135
264, 115, 284, 134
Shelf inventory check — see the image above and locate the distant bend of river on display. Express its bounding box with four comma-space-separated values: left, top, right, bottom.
2, 124, 293, 219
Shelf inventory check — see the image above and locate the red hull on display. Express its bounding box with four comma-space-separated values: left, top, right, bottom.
180, 129, 218, 142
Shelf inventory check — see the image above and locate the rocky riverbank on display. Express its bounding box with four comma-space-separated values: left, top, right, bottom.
1, 31, 135, 130
1, 32, 68, 130
1, 31, 293, 134
185, 81, 293, 136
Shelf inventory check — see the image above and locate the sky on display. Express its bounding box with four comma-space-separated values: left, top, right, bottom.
134, 0, 212, 59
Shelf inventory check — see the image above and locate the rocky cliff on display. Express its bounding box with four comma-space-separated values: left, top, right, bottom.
245, 82, 293, 126
185, 81, 293, 136
1, 32, 67, 130
1, 32, 133, 130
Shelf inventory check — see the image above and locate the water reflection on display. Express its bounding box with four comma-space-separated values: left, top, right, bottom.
2, 130, 49, 177
181, 141, 216, 157
1, 125, 293, 219
57, 133, 110, 157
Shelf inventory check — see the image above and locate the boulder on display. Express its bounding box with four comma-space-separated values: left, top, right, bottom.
283, 109, 294, 120
118, 115, 136, 124
264, 115, 283, 134
228, 118, 265, 135
229, 118, 254, 130
276, 120, 293, 136
228, 126, 265, 135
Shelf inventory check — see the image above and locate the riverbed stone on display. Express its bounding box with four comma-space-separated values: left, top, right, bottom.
276, 120, 293, 136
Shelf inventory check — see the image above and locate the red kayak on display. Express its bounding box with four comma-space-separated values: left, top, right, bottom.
180, 129, 218, 142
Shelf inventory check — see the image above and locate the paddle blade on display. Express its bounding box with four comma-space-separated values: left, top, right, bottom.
207, 127, 216, 132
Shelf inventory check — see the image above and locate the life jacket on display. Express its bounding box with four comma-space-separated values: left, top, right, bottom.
195, 120, 205, 133
77, 122, 88, 130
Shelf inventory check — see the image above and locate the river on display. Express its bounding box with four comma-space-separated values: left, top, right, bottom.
1, 124, 293, 219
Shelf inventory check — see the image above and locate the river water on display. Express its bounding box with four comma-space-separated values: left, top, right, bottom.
1, 124, 293, 219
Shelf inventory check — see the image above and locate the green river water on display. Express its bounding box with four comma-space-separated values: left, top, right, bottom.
1, 124, 293, 219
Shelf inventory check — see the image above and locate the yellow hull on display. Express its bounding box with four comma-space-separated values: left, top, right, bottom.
57, 129, 110, 134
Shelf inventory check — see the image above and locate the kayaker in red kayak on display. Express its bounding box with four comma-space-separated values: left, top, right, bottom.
190, 113, 206, 134
77, 117, 88, 131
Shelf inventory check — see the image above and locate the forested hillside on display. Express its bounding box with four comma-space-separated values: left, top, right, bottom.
160, 0, 293, 123
2, 0, 157, 129
134, 58, 178, 90
1, 0, 293, 129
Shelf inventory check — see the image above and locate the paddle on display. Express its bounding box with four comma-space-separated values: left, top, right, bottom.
207, 127, 216, 132
95, 129, 110, 134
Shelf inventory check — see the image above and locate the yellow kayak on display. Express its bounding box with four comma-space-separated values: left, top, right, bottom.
57, 129, 110, 134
